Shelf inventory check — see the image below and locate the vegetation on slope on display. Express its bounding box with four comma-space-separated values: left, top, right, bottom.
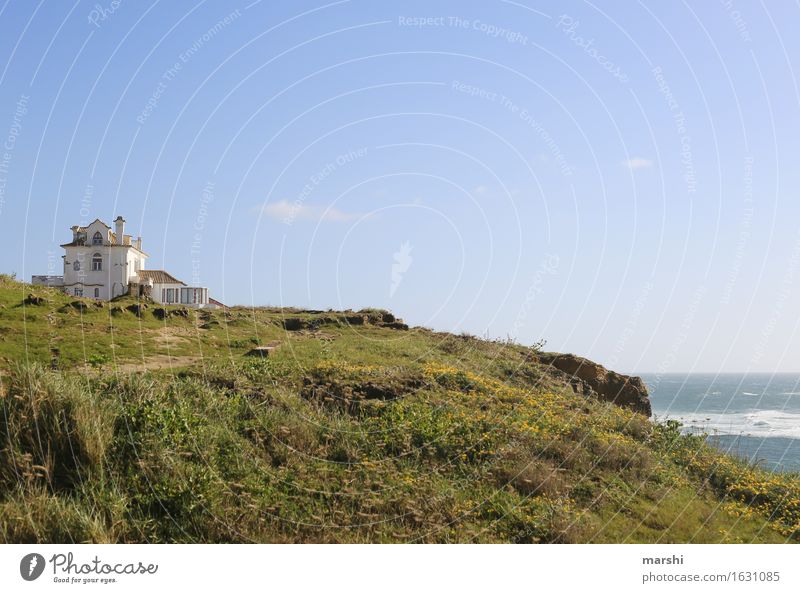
0, 274, 798, 543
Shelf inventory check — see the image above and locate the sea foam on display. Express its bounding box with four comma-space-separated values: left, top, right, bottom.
665, 409, 800, 439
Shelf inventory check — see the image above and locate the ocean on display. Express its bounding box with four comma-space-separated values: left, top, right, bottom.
641, 373, 800, 474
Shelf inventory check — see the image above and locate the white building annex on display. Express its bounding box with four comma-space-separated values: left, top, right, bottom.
32, 216, 218, 308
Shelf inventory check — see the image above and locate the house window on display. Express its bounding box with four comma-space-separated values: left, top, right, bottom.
73, 260, 80, 271
92, 231, 103, 245
74, 288, 83, 297
94, 288, 100, 298
92, 253, 102, 271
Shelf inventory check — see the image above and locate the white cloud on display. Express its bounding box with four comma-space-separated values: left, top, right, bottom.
260, 199, 360, 224
622, 157, 653, 170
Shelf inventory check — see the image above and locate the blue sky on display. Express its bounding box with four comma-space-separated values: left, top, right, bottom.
2, 0, 800, 373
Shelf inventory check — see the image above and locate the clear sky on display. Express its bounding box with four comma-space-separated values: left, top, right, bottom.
1, 0, 800, 374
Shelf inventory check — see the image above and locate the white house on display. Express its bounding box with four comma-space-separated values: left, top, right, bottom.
32, 216, 218, 308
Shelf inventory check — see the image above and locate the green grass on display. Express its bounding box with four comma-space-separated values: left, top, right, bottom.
0, 274, 798, 543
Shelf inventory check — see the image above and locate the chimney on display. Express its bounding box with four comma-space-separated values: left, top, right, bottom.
114, 216, 125, 245
135, 236, 142, 250
70, 225, 79, 242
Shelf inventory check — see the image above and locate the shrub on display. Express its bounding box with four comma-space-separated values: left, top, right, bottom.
88, 353, 109, 367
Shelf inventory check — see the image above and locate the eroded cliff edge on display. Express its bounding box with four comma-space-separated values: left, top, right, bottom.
537, 352, 652, 417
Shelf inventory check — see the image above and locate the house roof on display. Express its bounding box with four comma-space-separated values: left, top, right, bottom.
137, 270, 186, 285
86, 218, 111, 229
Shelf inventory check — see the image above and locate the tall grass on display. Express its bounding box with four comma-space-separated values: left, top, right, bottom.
0, 358, 797, 543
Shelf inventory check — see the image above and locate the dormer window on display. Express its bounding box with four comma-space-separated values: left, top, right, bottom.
92, 231, 103, 245
91, 253, 102, 271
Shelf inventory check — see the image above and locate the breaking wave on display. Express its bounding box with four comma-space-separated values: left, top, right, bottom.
664, 410, 800, 439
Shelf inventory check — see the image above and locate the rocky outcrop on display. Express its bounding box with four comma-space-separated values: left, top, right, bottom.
24, 293, 48, 306
538, 353, 651, 416
280, 312, 409, 332
153, 307, 189, 320
244, 346, 277, 358
126, 303, 147, 317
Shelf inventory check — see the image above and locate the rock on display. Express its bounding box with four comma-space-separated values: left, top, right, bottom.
126, 303, 147, 317
383, 321, 409, 330
67, 300, 88, 312
244, 346, 276, 358
344, 314, 367, 325
282, 318, 308, 331
381, 312, 396, 323
110, 306, 125, 316
24, 293, 48, 306
152, 306, 187, 320
538, 353, 651, 416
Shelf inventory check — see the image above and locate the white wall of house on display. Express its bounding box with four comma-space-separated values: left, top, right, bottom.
150, 284, 211, 307
61, 219, 146, 299
152, 283, 184, 304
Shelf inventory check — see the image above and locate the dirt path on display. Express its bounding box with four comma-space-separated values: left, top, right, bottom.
113, 355, 203, 373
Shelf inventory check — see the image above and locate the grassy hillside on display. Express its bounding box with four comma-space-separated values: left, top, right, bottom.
1, 274, 798, 543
